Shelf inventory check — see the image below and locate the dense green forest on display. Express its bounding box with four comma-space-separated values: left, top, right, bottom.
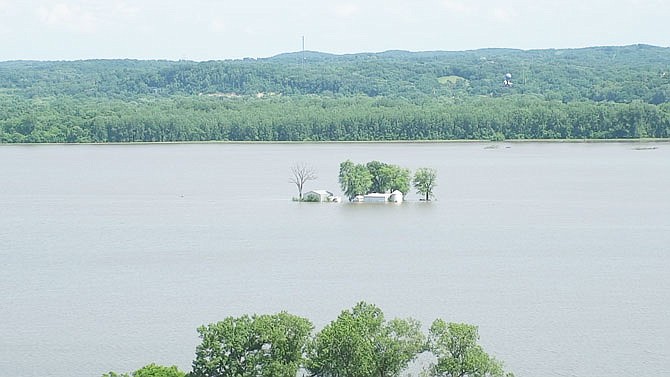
2, 44, 670, 142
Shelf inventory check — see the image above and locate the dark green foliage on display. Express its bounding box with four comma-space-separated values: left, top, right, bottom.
306, 302, 426, 377
2, 45, 670, 143
101, 305, 512, 377
191, 312, 313, 377
366, 161, 411, 195
3, 45, 669, 101
101, 363, 185, 377
133, 364, 186, 377
339, 160, 411, 201
428, 320, 513, 377
339, 160, 373, 201
1, 94, 668, 143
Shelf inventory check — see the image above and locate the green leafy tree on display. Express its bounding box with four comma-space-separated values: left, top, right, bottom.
366, 161, 411, 195
366, 161, 390, 193
133, 364, 186, 377
413, 168, 437, 201
101, 364, 185, 377
388, 166, 411, 195
191, 312, 313, 377
306, 301, 425, 377
428, 320, 512, 377
339, 160, 373, 201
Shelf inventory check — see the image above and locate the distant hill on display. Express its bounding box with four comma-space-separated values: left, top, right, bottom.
1, 44, 669, 103
1, 45, 669, 143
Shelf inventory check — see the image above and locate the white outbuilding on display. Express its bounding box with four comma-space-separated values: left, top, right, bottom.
363, 192, 392, 203
389, 190, 404, 203
303, 190, 334, 202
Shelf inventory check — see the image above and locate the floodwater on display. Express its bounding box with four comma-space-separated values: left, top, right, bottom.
1, 142, 669, 377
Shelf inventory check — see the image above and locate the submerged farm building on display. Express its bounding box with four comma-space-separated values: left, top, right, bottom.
360, 190, 403, 203
303, 190, 335, 202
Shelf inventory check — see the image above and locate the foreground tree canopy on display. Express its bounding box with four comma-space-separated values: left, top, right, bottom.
102, 363, 186, 377
2, 45, 670, 143
192, 312, 313, 377
103, 302, 513, 377
428, 320, 512, 377
306, 302, 425, 377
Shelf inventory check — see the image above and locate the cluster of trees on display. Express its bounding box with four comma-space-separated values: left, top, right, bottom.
338, 160, 437, 201
338, 160, 410, 200
104, 302, 513, 377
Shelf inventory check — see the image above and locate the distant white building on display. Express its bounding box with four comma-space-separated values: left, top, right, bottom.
389, 190, 403, 203
358, 191, 404, 203
303, 190, 335, 202
363, 192, 391, 202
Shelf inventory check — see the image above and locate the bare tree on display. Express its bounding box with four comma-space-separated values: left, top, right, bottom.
289, 163, 317, 200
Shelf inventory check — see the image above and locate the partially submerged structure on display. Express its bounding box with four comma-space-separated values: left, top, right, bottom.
357, 190, 403, 203
303, 190, 341, 202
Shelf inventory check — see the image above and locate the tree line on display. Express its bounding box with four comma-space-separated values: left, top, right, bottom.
1, 94, 669, 143
103, 302, 513, 377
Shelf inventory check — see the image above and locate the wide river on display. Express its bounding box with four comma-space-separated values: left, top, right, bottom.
1, 142, 669, 377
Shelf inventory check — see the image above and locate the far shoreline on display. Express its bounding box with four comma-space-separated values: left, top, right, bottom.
1, 138, 669, 146
0, 138, 670, 147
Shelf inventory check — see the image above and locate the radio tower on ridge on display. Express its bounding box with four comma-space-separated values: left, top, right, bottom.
301, 36, 306, 68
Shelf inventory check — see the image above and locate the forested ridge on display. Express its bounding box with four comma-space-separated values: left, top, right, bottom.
2, 44, 670, 142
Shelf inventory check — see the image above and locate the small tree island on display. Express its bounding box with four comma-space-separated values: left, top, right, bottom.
289, 160, 437, 203
339, 160, 437, 202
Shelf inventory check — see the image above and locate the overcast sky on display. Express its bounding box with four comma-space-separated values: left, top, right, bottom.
0, 0, 668, 61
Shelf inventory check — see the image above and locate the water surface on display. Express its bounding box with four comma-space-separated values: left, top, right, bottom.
1, 142, 669, 377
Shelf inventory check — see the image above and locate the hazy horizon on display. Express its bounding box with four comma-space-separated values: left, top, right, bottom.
1, 0, 668, 62
1, 43, 667, 63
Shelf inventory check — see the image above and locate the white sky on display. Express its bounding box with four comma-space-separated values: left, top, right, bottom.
0, 0, 668, 61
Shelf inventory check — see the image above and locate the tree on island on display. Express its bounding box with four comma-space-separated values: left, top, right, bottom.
413, 168, 437, 201
339, 160, 373, 201
428, 320, 513, 377
366, 160, 411, 195
339, 160, 412, 201
289, 163, 318, 201
306, 301, 426, 377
